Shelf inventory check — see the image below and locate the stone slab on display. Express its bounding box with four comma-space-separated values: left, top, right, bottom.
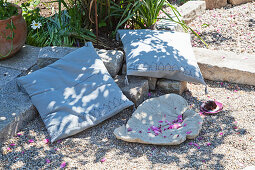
157, 79, 187, 94
0, 45, 40, 71
178, 1, 206, 24
0, 79, 37, 143
193, 47, 255, 86
204, 0, 227, 9
114, 94, 203, 145
228, 0, 252, 5
114, 75, 149, 107
37, 46, 124, 77
0, 66, 21, 88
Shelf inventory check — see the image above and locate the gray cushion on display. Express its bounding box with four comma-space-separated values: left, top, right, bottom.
17, 42, 133, 142
117, 29, 206, 85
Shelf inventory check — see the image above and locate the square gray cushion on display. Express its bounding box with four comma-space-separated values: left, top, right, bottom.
117, 29, 206, 85
17, 42, 133, 142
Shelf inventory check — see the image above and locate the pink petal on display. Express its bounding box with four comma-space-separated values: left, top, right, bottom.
193, 143, 199, 147
186, 131, 192, 134
207, 142, 212, 146
219, 132, 223, 135
183, 123, 187, 127
10, 143, 15, 146
7, 147, 11, 150
233, 126, 238, 129
148, 92, 151, 97
21, 151, 24, 154
139, 131, 142, 133
46, 159, 51, 163
17, 133, 22, 136
28, 139, 34, 143
44, 139, 50, 144
158, 121, 163, 123
54, 148, 59, 151
60, 162, 66, 168
188, 142, 193, 145
127, 128, 132, 132
163, 136, 167, 138
100, 158, 106, 163
57, 140, 62, 143
197, 146, 200, 149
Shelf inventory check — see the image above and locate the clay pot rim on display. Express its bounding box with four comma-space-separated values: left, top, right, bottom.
0, 3, 22, 23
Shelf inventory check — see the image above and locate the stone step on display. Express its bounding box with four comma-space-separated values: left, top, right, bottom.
0, 79, 37, 143
193, 47, 255, 86
0, 66, 21, 88
156, 1, 206, 30
0, 45, 40, 72
37, 46, 124, 77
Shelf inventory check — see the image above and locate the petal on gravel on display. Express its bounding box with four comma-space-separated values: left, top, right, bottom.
188, 142, 193, 145
60, 162, 66, 168
207, 142, 212, 146
7, 147, 11, 150
186, 131, 192, 134
10, 143, 15, 146
28, 139, 34, 143
44, 139, 50, 144
100, 158, 106, 163
158, 121, 163, 123
46, 159, 51, 163
127, 128, 132, 132
219, 132, 223, 135
17, 133, 22, 136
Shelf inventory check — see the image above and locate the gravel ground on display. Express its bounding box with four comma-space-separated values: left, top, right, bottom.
189, 2, 255, 54
1, 1, 255, 169
0, 80, 255, 169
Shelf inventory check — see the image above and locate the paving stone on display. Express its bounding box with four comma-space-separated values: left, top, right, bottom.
228, 0, 252, 5
0, 79, 37, 143
157, 79, 187, 94
37, 46, 124, 77
148, 77, 157, 90
178, 1, 206, 24
193, 47, 255, 86
0, 67, 21, 87
114, 94, 203, 145
114, 75, 149, 107
204, 0, 227, 9
0, 45, 40, 72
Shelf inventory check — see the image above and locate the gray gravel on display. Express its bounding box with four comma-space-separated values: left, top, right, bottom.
189, 1, 255, 54
0, 80, 255, 169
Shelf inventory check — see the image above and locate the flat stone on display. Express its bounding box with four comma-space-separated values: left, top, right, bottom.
0, 79, 37, 143
96, 49, 124, 77
204, 0, 227, 9
228, 0, 252, 5
114, 75, 149, 107
178, 1, 206, 24
114, 94, 203, 145
0, 45, 40, 72
193, 47, 255, 86
0, 67, 21, 87
157, 79, 187, 94
37, 46, 124, 77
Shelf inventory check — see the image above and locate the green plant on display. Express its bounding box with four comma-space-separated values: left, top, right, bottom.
0, 0, 18, 20
24, 1, 97, 47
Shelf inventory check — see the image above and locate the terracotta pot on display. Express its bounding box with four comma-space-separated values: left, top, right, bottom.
0, 4, 27, 60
